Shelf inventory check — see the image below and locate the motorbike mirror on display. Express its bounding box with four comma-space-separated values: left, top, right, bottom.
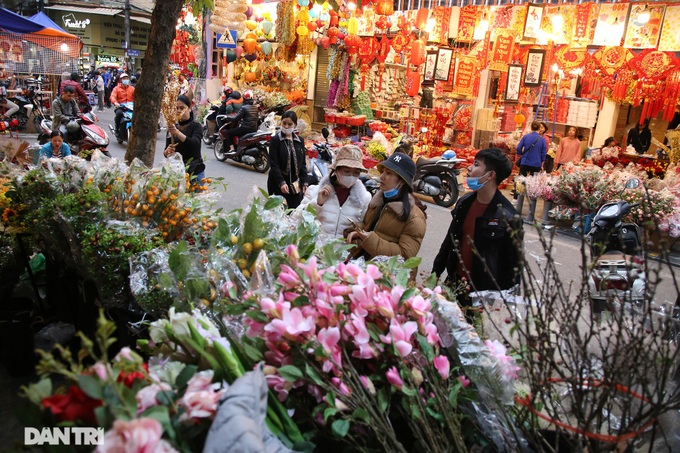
625, 178, 640, 189
322, 127, 330, 140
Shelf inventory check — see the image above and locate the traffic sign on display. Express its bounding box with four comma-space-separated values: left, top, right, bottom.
127, 49, 140, 57
216, 30, 238, 49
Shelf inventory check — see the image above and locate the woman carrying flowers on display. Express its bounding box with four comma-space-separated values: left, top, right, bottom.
163, 95, 205, 186
297, 145, 371, 238
345, 152, 426, 262
555, 126, 582, 168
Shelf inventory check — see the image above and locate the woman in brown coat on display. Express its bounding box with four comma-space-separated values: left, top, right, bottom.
346, 152, 427, 260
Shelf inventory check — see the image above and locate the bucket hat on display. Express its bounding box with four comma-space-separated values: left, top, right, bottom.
331, 145, 367, 171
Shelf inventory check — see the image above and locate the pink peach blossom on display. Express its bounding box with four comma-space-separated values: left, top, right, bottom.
433, 355, 450, 380
380, 319, 418, 357
317, 327, 342, 372
458, 375, 471, 388
277, 265, 301, 288
285, 244, 300, 265
386, 366, 403, 390
265, 306, 315, 339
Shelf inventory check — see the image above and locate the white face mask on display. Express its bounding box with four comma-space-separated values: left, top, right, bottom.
282, 127, 294, 136
338, 174, 357, 188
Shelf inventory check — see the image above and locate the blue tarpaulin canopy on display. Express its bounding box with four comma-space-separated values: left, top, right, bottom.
29, 12, 67, 34
0, 7, 45, 34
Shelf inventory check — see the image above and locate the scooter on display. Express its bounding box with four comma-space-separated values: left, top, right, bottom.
202, 103, 220, 146
587, 178, 646, 317
307, 127, 333, 186
108, 102, 133, 144
412, 150, 466, 207
38, 111, 111, 159
213, 122, 271, 173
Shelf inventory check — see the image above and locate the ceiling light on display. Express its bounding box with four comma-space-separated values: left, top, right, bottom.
60, 42, 69, 52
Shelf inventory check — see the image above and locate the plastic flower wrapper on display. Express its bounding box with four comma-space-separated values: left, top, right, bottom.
237, 249, 497, 452
81, 220, 165, 307
515, 173, 550, 200
129, 247, 180, 318
40, 154, 91, 193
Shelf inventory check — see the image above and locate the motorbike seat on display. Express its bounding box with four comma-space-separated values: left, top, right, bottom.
416, 156, 440, 168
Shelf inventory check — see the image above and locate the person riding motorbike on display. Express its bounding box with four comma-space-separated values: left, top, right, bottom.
60, 72, 91, 112
110, 73, 135, 137
223, 90, 259, 154
205, 87, 241, 139
0, 85, 19, 119
51, 85, 81, 142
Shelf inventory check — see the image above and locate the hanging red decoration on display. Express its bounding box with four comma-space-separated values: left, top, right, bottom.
391, 29, 410, 54
344, 34, 362, 53
374, 0, 394, 17
376, 35, 392, 92
358, 37, 378, 90
409, 38, 426, 66
415, 9, 429, 30
406, 68, 421, 97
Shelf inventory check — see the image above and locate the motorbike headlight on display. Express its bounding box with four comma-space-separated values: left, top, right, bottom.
599, 204, 620, 218
84, 127, 109, 145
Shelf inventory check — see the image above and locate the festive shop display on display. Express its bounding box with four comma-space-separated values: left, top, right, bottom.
206, 1, 680, 181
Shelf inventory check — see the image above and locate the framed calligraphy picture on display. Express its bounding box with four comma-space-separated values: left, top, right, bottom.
524, 48, 545, 87
523, 4, 544, 40
435, 48, 453, 81
505, 65, 523, 102
424, 51, 438, 84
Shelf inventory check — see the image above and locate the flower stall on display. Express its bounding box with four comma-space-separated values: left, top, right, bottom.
2, 148, 679, 450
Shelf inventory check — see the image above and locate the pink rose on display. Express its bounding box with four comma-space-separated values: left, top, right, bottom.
97, 418, 178, 453
179, 390, 224, 423
186, 370, 217, 394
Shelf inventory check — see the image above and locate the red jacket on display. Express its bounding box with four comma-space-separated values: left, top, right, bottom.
110, 84, 135, 105
60, 80, 89, 107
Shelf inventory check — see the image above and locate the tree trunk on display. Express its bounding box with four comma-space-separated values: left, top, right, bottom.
124, 0, 184, 166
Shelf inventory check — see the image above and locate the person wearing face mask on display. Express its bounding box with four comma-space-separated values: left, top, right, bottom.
297, 145, 371, 238
110, 73, 135, 138
163, 95, 205, 188
267, 111, 308, 209
345, 152, 427, 265
432, 148, 523, 304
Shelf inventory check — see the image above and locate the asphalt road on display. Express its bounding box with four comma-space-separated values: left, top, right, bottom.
16, 107, 680, 308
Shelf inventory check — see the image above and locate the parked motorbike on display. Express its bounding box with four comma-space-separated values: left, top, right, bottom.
38, 111, 111, 159
108, 102, 133, 144
413, 150, 466, 207
307, 127, 332, 185
213, 122, 271, 173
587, 178, 646, 317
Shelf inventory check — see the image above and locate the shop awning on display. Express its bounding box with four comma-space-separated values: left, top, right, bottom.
29, 11, 67, 33
45, 5, 123, 16
0, 7, 81, 58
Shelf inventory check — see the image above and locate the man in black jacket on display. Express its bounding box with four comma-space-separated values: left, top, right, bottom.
432, 147, 523, 298
223, 90, 259, 155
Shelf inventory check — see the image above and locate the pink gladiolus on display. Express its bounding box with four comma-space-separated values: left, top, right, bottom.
425, 322, 441, 346
298, 257, 321, 284
266, 373, 293, 402
408, 295, 431, 316
359, 375, 376, 395
458, 375, 471, 388
379, 319, 418, 357
433, 355, 450, 380
345, 313, 370, 345
244, 317, 266, 338
260, 294, 290, 318
386, 366, 403, 390
375, 292, 396, 319
331, 377, 351, 396
365, 264, 382, 279
97, 418, 178, 453
265, 307, 315, 340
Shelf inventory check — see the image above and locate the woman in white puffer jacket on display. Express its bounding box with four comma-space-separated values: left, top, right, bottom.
298, 145, 371, 238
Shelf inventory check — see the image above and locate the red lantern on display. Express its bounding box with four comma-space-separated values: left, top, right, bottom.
415, 9, 429, 30
376, 35, 391, 91
374, 0, 394, 16
409, 39, 426, 66
345, 34, 362, 52
308, 21, 317, 32
406, 68, 421, 97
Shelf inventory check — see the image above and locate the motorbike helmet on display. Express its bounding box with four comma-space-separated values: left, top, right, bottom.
66, 120, 80, 135
224, 86, 234, 96
442, 150, 456, 160
243, 90, 253, 100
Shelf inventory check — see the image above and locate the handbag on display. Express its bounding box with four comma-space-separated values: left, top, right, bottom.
517, 136, 541, 168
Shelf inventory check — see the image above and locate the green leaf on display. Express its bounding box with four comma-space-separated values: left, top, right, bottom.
416, 334, 434, 362
156, 390, 176, 406
292, 295, 309, 307
352, 408, 371, 423
377, 388, 389, 411
243, 342, 264, 362
321, 272, 338, 284
366, 322, 384, 342
175, 364, 198, 389
77, 374, 104, 400
158, 272, 175, 289
212, 217, 232, 244
399, 287, 416, 304
140, 405, 176, 440
403, 256, 422, 269
323, 407, 338, 422
168, 241, 190, 280
448, 381, 463, 407
305, 363, 324, 386
278, 365, 304, 382
424, 272, 438, 289
426, 407, 444, 422
331, 419, 350, 438
264, 196, 284, 210
400, 385, 417, 397
395, 269, 409, 287
245, 310, 269, 324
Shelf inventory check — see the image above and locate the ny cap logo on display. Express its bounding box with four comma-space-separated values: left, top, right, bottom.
393, 155, 402, 162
